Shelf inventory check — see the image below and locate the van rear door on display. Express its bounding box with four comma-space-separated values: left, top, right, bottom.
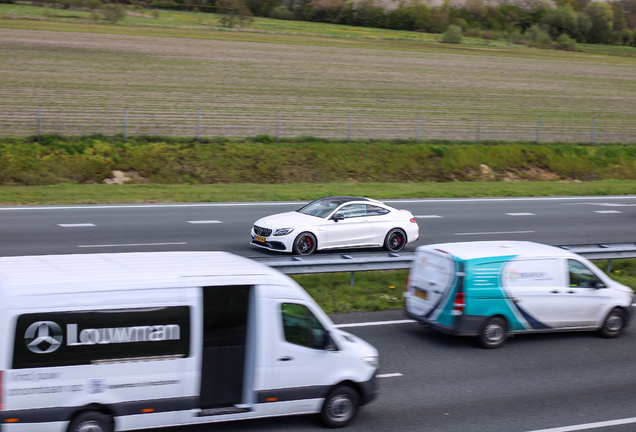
406, 248, 458, 319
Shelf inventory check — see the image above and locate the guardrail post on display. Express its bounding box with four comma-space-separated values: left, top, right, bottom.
350, 272, 355, 286
606, 259, 612, 274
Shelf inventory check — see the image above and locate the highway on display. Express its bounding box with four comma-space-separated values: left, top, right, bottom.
3, 195, 636, 432
1, 195, 635, 257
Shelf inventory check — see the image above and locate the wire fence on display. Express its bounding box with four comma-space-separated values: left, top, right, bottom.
2, 106, 635, 144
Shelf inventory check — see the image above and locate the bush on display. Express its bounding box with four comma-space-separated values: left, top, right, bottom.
553, 32, 576, 51
100, 3, 127, 22
509, 29, 524, 44
441, 25, 463, 44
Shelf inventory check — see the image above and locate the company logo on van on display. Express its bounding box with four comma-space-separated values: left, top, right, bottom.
25, 321, 64, 354
66, 323, 181, 346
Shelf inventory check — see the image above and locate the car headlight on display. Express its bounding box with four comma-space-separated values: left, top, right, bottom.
363, 356, 379, 369
273, 228, 294, 236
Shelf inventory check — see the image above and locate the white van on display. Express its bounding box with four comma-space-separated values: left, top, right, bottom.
404, 241, 635, 348
0, 252, 378, 431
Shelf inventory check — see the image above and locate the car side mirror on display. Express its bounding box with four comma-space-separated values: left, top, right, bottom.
332, 213, 344, 222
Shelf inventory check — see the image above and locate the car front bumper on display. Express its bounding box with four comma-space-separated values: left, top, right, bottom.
250, 230, 294, 253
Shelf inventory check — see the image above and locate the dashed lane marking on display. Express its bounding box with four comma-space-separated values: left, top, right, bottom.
336, 319, 416, 328
58, 223, 96, 227
78, 242, 187, 248
187, 220, 223, 224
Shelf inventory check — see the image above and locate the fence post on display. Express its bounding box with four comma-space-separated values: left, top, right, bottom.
476, 115, 482, 143
124, 107, 129, 143
37, 105, 41, 144
276, 110, 281, 143
536, 116, 541, 144
591, 117, 596, 145
196, 108, 201, 143
347, 112, 352, 144
415, 114, 421, 144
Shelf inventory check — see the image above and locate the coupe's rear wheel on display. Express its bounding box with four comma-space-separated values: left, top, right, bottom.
383, 228, 407, 252
293, 232, 317, 255
600, 307, 625, 338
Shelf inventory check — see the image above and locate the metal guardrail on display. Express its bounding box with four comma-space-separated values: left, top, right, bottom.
252, 243, 636, 280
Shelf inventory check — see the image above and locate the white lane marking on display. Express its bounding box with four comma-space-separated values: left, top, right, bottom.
336, 319, 416, 328
2, 196, 636, 211
415, 215, 443, 218
506, 213, 535, 216
376, 373, 403, 378
187, 220, 223, 224
78, 242, 187, 248
58, 223, 96, 227
571, 203, 636, 207
594, 210, 622, 214
454, 230, 535, 236
524, 416, 636, 432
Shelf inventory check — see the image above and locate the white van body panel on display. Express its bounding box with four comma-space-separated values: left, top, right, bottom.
0, 252, 378, 431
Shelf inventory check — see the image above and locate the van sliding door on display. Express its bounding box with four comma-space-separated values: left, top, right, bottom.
199, 285, 252, 409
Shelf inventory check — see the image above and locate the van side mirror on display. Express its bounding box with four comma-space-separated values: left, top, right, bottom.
332, 214, 345, 222
311, 329, 338, 351
594, 280, 607, 289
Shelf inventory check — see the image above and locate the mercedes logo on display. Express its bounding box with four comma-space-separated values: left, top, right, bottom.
25, 321, 63, 354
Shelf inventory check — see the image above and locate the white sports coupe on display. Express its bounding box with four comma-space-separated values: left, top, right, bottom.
250, 196, 420, 255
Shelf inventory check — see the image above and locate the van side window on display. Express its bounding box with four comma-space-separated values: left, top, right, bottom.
281, 303, 327, 349
568, 260, 605, 288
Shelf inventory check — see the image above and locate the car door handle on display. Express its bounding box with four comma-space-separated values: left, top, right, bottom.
278, 356, 294, 361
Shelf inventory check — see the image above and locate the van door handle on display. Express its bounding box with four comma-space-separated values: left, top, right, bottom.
551, 290, 560, 293
278, 356, 294, 361
567, 291, 575, 294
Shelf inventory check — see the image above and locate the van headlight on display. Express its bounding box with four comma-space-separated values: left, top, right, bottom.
364, 356, 379, 369
274, 228, 294, 236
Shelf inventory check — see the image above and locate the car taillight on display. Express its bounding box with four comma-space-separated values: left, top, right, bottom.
410, 217, 416, 223
452, 292, 465, 316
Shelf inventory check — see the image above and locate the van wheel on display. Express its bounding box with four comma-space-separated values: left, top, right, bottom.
293, 232, 317, 255
478, 317, 507, 349
67, 411, 113, 432
321, 385, 359, 428
600, 308, 625, 338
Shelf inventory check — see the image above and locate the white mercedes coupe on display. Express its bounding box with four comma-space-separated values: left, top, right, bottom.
250, 196, 419, 255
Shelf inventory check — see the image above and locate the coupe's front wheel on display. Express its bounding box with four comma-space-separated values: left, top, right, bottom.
293, 232, 317, 255
383, 228, 406, 252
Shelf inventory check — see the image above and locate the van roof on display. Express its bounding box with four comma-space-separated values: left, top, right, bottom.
0, 251, 286, 293
417, 241, 574, 261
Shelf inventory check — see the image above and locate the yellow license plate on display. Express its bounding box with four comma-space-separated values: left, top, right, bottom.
255, 236, 266, 243
415, 290, 428, 300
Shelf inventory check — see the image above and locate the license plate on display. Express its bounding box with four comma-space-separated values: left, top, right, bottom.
255, 236, 266, 243
415, 290, 428, 300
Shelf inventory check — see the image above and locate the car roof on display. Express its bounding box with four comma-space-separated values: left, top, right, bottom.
417, 241, 575, 261
313, 196, 381, 206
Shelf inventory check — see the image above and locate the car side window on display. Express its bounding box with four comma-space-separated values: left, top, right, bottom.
367, 205, 390, 216
568, 259, 605, 288
338, 204, 367, 219
281, 303, 327, 349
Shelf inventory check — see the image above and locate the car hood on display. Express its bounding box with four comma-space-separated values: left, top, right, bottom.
254, 211, 323, 229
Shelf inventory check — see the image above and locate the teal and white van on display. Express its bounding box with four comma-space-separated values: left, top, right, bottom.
404, 241, 635, 348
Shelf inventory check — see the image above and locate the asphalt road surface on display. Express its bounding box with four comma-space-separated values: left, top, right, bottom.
1, 195, 635, 257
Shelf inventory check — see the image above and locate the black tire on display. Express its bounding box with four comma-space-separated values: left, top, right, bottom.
292, 232, 317, 255
383, 228, 407, 252
478, 316, 508, 349
67, 411, 113, 432
600, 307, 625, 338
320, 385, 359, 428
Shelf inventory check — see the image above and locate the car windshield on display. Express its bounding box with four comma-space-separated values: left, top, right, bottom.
297, 197, 364, 218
